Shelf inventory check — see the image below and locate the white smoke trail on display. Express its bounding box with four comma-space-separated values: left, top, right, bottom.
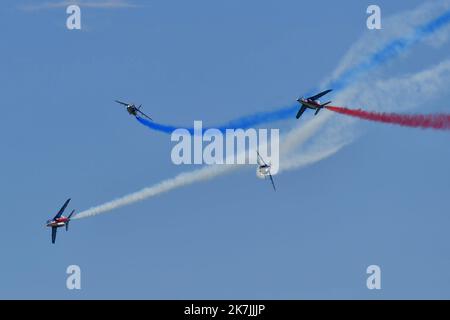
73, 164, 235, 219
274, 57, 450, 176
75, 4, 450, 220
75, 60, 450, 219
74, 115, 329, 219
280, 112, 333, 155
280, 139, 353, 173
288, 58, 450, 179
335, 59, 450, 113
327, 0, 450, 84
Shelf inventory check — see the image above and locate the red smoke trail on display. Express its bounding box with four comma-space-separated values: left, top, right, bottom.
326, 106, 450, 130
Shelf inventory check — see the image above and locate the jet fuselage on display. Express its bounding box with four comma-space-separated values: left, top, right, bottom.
46, 216, 69, 228
298, 98, 322, 110
127, 105, 138, 116
256, 165, 271, 178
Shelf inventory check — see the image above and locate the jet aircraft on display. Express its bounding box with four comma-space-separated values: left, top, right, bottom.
46, 198, 75, 244
256, 152, 276, 191
115, 100, 153, 121
296, 89, 333, 119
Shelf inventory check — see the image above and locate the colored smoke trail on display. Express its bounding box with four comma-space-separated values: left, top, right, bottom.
74, 4, 450, 220
74, 116, 326, 220
328, 9, 450, 91
326, 106, 450, 130
136, 103, 298, 134
137, 7, 450, 135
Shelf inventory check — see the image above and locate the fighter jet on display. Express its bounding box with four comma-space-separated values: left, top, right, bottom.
256, 151, 276, 191
296, 89, 333, 119
115, 100, 153, 121
46, 198, 75, 244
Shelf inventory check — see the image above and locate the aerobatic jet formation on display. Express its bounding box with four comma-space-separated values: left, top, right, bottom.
115, 100, 153, 121
46, 198, 75, 244
256, 151, 276, 191
296, 89, 333, 119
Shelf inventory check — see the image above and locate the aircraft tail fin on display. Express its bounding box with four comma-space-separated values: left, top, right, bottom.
66, 210, 75, 231
67, 210, 75, 219
315, 101, 332, 115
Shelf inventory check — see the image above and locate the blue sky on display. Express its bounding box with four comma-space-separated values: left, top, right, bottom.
1, 0, 450, 299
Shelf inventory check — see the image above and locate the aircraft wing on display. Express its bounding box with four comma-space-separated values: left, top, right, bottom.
136, 109, 153, 121
307, 89, 332, 101
256, 151, 267, 166
51, 227, 57, 244
268, 173, 276, 191
53, 198, 71, 220
296, 105, 307, 119
115, 100, 129, 107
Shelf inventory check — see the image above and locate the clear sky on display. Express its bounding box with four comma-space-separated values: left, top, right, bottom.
1, 0, 450, 299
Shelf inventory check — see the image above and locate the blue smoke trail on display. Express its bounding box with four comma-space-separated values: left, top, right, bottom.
329, 9, 450, 91
137, 103, 298, 134
138, 8, 450, 134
